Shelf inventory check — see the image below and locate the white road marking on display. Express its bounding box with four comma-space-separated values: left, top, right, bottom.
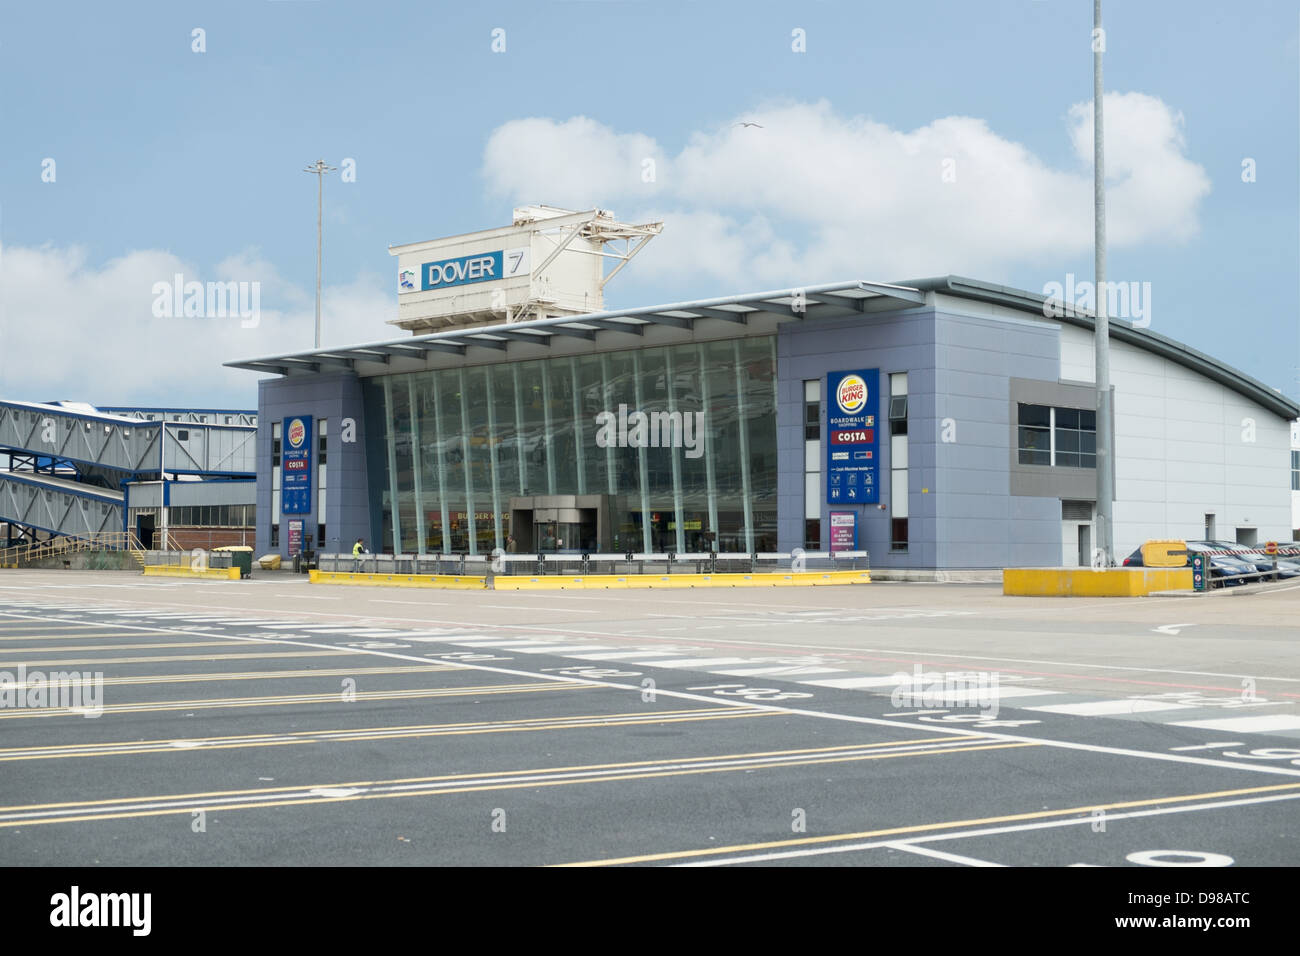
1027, 699, 1198, 717
680, 790, 1300, 867
882, 842, 1005, 867
563, 650, 681, 660
636, 657, 755, 669
711, 666, 847, 677
477, 605, 601, 613
450, 639, 564, 648
802, 676, 909, 689
485, 622, 1300, 685
1151, 624, 1197, 636
1169, 715, 1300, 733
510, 644, 616, 654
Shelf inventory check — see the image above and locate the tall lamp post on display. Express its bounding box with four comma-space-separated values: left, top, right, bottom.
1092, 0, 1114, 567
303, 159, 337, 349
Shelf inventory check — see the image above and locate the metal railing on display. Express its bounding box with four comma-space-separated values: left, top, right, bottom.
141, 548, 235, 570
162, 529, 256, 550
1183, 545, 1300, 588
316, 550, 870, 577
0, 530, 165, 568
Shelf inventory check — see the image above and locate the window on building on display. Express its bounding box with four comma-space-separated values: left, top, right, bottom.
1292, 450, 1299, 491
1054, 408, 1096, 468
271, 524, 279, 547
890, 372, 909, 551
888, 394, 908, 429
804, 386, 820, 441
1018, 404, 1096, 468
804, 379, 821, 549
1017, 404, 1052, 465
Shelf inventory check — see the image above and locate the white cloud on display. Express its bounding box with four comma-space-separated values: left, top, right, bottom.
0, 244, 389, 407
483, 116, 665, 208
481, 96, 1211, 288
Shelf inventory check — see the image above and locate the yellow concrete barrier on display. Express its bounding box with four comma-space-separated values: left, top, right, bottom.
1003, 567, 1193, 597
493, 570, 871, 590
1141, 539, 1187, 568
308, 570, 488, 589
143, 565, 241, 580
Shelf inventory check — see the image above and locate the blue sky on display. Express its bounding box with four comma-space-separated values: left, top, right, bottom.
1, 0, 1297, 406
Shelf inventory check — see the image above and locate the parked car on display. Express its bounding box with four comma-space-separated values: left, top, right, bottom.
1121, 541, 1252, 585
1203, 541, 1300, 579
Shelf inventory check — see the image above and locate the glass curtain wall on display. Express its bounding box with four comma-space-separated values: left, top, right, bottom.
364, 336, 777, 554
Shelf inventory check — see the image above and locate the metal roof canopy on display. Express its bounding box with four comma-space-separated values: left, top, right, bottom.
224, 274, 1300, 422
225, 280, 925, 376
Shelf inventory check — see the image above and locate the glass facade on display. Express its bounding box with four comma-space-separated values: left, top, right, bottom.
364, 337, 778, 555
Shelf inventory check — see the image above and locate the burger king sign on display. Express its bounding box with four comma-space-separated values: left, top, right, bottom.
825, 369, 880, 505
835, 374, 868, 415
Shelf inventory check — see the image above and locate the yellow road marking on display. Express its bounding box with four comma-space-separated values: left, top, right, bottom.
0, 736, 991, 811
32, 664, 459, 687
0, 650, 356, 666
0, 624, 128, 639
0, 634, 223, 642
0, 640, 247, 654
0, 680, 596, 718
0, 705, 751, 752
556, 779, 1300, 866
0, 740, 1029, 828
0, 708, 777, 760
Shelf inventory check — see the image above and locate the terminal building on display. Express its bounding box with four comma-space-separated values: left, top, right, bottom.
227, 207, 1300, 569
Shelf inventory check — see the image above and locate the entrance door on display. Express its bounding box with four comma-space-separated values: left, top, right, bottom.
512, 511, 533, 552
137, 514, 156, 550
1077, 524, 1091, 567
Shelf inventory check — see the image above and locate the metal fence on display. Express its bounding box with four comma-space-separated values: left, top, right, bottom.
316, 550, 870, 577
141, 549, 235, 570
1189, 545, 1300, 588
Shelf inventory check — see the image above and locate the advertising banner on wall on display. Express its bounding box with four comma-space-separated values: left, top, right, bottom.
829, 511, 857, 552
287, 519, 303, 555
281, 416, 313, 515
826, 369, 879, 504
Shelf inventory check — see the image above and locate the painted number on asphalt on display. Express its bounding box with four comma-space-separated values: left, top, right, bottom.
541, 666, 642, 679
917, 713, 1041, 728
686, 683, 815, 701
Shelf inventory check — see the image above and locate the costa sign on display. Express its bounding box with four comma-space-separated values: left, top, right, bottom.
831, 428, 874, 445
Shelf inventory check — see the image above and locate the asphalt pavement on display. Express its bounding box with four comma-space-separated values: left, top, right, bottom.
0, 569, 1297, 868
